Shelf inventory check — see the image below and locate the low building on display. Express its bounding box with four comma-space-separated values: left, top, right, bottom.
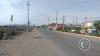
48, 23, 64, 31
80, 22, 96, 35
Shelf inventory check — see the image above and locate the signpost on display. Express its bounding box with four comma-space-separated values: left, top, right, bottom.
10, 15, 13, 36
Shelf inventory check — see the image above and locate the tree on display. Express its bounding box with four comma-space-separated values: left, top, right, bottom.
94, 20, 100, 36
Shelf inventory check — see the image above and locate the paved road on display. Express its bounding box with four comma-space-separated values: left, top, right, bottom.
0, 30, 100, 56
40, 30, 100, 56
0, 30, 67, 56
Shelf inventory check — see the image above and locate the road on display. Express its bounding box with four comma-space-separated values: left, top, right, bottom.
40, 30, 100, 56
0, 29, 100, 56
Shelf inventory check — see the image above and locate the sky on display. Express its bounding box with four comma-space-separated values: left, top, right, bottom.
0, 0, 100, 25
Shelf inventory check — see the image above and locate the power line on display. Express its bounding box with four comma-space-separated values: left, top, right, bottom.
7, 0, 25, 12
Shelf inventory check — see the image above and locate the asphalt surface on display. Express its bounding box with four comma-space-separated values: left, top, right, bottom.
0, 30, 100, 56
40, 30, 100, 56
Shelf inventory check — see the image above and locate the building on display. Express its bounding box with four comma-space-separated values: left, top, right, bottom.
48, 23, 64, 31
80, 22, 96, 35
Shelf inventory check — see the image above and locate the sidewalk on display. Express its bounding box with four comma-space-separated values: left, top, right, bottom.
0, 30, 67, 56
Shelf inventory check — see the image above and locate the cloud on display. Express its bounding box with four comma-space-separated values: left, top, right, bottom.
0, 0, 100, 25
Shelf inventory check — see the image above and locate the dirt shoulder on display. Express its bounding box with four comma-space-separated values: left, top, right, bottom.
0, 30, 67, 56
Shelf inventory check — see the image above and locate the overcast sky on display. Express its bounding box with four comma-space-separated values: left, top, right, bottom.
0, 0, 100, 25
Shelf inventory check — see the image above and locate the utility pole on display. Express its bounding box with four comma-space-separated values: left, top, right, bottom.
72, 16, 75, 26
48, 17, 50, 28
56, 10, 59, 26
27, 0, 30, 31
62, 16, 65, 31
84, 17, 87, 34
76, 16, 78, 25
70, 15, 73, 29
48, 17, 50, 25
85, 17, 87, 23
